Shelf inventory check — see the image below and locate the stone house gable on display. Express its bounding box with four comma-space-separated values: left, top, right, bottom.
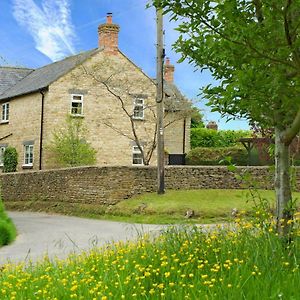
0, 14, 190, 171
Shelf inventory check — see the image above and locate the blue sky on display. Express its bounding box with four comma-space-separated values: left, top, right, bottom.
0, 0, 249, 130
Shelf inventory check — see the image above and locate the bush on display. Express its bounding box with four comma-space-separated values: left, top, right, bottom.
191, 128, 251, 148
0, 198, 16, 246
186, 146, 249, 165
3, 147, 18, 172
48, 116, 97, 167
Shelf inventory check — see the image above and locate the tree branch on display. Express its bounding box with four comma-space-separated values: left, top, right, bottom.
283, 107, 300, 145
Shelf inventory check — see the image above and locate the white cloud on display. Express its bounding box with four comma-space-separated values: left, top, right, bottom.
12, 0, 76, 61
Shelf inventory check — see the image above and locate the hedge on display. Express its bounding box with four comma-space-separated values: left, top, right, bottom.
0, 197, 16, 246
186, 146, 249, 166
191, 128, 251, 148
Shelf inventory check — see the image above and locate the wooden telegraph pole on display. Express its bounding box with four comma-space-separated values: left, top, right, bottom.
156, 4, 165, 194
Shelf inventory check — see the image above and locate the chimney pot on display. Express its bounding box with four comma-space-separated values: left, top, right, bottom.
107, 13, 113, 24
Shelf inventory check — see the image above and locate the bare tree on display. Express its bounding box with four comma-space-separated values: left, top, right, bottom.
77, 57, 191, 165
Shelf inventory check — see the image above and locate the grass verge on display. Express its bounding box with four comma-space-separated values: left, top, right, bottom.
5, 189, 300, 224
0, 219, 299, 299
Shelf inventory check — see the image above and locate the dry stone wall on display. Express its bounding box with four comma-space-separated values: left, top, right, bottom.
0, 166, 288, 208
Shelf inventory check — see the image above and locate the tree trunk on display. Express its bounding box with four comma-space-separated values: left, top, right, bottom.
274, 127, 293, 236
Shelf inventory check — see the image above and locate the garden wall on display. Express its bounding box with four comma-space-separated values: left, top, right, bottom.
0, 165, 290, 209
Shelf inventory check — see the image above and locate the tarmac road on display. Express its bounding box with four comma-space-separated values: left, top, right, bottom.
0, 211, 165, 265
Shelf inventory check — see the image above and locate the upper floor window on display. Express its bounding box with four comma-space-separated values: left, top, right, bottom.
133, 98, 144, 120
2, 102, 9, 122
71, 94, 83, 116
0, 146, 6, 166
24, 144, 34, 166
132, 145, 143, 165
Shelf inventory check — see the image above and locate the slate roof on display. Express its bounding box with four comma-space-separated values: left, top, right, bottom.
0, 47, 189, 110
0, 48, 99, 100
0, 67, 33, 96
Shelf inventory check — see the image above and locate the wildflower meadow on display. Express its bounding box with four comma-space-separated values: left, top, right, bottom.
0, 213, 300, 299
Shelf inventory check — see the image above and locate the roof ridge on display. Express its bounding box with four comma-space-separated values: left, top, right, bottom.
33, 48, 99, 72
0, 66, 34, 71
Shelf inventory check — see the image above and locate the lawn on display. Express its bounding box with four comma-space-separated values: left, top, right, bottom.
102, 189, 300, 224
7, 189, 300, 224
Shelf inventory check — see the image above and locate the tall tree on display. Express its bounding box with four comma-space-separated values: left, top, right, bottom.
155, 0, 300, 235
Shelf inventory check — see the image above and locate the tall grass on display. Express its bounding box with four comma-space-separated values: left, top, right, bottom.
0, 197, 16, 246
0, 216, 299, 299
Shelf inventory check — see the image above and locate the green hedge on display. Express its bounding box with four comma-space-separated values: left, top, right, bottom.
3, 146, 18, 172
0, 198, 16, 246
186, 146, 249, 166
191, 128, 251, 148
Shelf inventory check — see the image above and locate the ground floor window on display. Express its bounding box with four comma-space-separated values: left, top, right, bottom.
24, 144, 34, 166
132, 145, 143, 165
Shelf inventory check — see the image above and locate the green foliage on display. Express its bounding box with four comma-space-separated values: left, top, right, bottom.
191, 128, 251, 148
190, 106, 205, 128
0, 197, 16, 246
155, 0, 300, 229
48, 116, 97, 167
157, 0, 300, 131
3, 147, 18, 173
186, 146, 248, 166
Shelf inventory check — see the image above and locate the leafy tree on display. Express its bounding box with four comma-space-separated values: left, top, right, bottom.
191, 106, 205, 128
3, 147, 18, 172
48, 116, 96, 167
155, 0, 300, 235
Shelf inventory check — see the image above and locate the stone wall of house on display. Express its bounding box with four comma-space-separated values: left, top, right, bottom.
165, 113, 191, 154
0, 51, 189, 172
1, 166, 291, 208
0, 92, 44, 171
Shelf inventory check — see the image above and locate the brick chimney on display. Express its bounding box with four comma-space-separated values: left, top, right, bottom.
164, 57, 175, 82
98, 13, 120, 53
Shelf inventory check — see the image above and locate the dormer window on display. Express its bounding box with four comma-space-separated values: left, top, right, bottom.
133, 98, 144, 120
2, 102, 9, 122
71, 94, 83, 116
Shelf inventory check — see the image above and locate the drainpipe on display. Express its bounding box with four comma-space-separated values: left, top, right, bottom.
39, 89, 45, 170
183, 118, 186, 154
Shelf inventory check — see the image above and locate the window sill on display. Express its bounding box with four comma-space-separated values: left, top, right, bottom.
70, 114, 84, 118
22, 165, 33, 169
132, 117, 145, 121
0, 121, 9, 125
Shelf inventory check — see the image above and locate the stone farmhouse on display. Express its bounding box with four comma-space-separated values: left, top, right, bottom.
0, 14, 190, 171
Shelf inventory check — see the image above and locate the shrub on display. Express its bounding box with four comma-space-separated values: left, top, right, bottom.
3, 147, 18, 172
48, 116, 97, 167
186, 146, 249, 165
0, 197, 16, 246
191, 128, 251, 148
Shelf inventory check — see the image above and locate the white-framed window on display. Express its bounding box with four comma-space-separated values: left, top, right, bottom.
133, 98, 144, 119
71, 94, 83, 116
0, 146, 6, 166
132, 145, 144, 165
24, 144, 34, 166
2, 102, 9, 122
